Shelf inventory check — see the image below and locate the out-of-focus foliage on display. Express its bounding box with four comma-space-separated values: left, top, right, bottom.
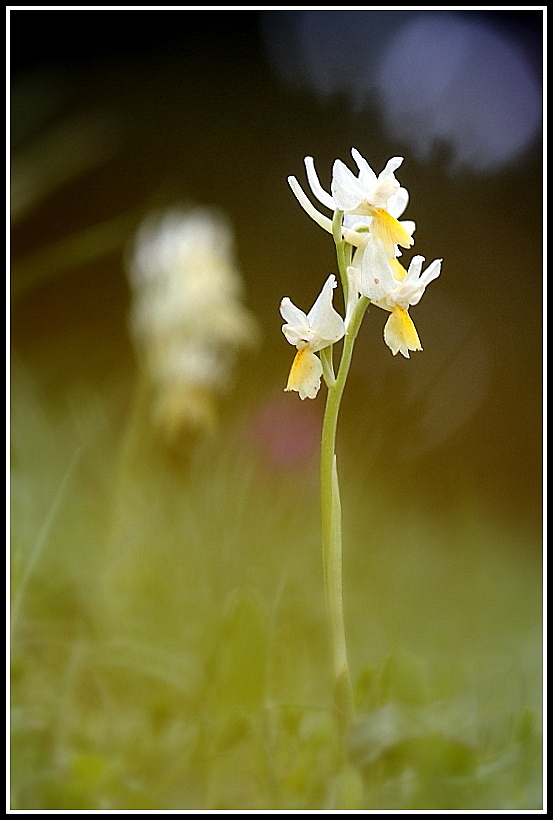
10, 355, 542, 809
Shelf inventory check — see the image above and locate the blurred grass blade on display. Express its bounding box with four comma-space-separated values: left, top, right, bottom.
10, 446, 82, 637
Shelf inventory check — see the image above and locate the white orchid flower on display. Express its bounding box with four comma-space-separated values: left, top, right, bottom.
331, 150, 415, 258
288, 149, 414, 258
280, 275, 345, 399
354, 235, 442, 358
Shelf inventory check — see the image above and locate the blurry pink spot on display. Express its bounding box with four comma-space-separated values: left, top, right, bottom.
248, 393, 321, 468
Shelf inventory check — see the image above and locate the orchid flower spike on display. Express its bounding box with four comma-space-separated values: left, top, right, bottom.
354, 235, 442, 358
280, 275, 345, 399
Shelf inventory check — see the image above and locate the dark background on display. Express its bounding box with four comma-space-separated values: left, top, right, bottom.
10, 8, 543, 543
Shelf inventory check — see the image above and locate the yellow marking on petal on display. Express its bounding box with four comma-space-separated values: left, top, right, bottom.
384, 307, 422, 357
285, 347, 322, 399
286, 348, 305, 392
390, 257, 408, 282
371, 207, 414, 258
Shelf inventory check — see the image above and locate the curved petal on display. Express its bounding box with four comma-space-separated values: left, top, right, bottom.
388, 187, 409, 219
304, 156, 335, 210
280, 297, 310, 347
407, 258, 442, 306
402, 255, 426, 286
288, 176, 334, 234
367, 179, 400, 209
379, 156, 404, 180
351, 148, 377, 189
420, 258, 443, 288
280, 296, 308, 327
366, 157, 403, 209
307, 274, 345, 349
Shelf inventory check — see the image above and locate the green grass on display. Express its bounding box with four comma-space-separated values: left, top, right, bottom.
10, 358, 542, 810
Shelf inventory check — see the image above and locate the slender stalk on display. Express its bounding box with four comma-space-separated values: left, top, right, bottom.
320, 216, 370, 739
332, 210, 349, 302
320, 297, 368, 728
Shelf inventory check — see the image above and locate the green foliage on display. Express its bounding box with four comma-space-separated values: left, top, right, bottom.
9, 360, 542, 810
210, 592, 268, 712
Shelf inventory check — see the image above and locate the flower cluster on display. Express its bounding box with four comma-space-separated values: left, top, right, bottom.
281, 149, 442, 398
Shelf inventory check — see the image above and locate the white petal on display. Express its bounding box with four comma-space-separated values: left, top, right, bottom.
406, 258, 442, 306
307, 275, 345, 349
402, 287, 424, 308
351, 148, 377, 189
304, 156, 335, 210
388, 187, 409, 219
366, 157, 403, 208
368, 179, 400, 209
280, 297, 310, 347
379, 156, 404, 180
358, 236, 396, 302
280, 296, 308, 327
331, 160, 364, 211
402, 255, 426, 286
288, 176, 334, 234
281, 325, 305, 347
420, 258, 442, 287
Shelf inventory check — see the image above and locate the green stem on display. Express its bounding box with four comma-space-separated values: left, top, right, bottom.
319, 345, 336, 388
320, 294, 369, 736
332, 210, 350, 301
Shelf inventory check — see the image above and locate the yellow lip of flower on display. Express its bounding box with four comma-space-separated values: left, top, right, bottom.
389, 256, 408, 282
384, 307, 422, 358
367, 207, 414, 259
285, 347, 324, 400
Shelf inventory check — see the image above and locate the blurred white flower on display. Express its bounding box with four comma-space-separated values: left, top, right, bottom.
353, 235, 442, 357
280, 274, 345, 399
127, 207, 258, 435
